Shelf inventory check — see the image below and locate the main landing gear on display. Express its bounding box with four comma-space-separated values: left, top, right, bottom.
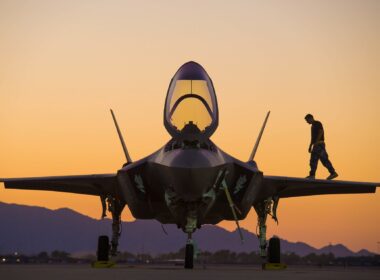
267, 236, 281, 263
254, 197, 286, 270
93, 235, 115, 268
254, 197, 279, 259
97, 235, 110, 262
263, 236, 286, 270
96, 196, 125, 263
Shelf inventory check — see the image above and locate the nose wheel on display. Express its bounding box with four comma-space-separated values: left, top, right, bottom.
184, 233, 194, 269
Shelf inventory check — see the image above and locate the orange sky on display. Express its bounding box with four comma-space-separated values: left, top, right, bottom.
1, 0, 379, 253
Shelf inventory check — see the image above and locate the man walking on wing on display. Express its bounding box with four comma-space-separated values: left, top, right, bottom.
305, 114, 338, 180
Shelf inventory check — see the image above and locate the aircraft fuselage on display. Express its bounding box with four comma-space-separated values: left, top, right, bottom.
117, 140, 263, 231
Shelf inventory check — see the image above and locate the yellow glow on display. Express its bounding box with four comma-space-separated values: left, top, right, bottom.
169, 80, 213, 130
170, 80, 213, 111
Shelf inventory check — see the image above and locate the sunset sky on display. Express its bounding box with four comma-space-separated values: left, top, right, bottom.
1, 0, 379, 253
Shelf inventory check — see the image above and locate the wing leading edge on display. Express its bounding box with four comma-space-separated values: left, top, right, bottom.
0, 174, 119, 197
263, 176, 379, 198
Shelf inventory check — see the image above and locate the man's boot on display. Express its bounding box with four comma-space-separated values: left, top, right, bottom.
326, 172, 338, 180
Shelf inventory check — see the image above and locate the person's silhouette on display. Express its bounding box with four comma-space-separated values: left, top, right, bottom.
305, 114, 338, 180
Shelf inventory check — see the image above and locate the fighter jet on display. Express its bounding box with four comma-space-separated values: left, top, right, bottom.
1, 61, 379, 268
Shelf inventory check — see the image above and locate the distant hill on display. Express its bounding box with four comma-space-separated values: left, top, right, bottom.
0, 202, 374, 257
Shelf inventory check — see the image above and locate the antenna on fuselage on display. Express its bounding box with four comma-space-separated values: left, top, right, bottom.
248, 111, 271, 162
110, 109, 132, 163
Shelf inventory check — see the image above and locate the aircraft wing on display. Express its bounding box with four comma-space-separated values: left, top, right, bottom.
262, 176, 379, 199
0, 174, 119, 197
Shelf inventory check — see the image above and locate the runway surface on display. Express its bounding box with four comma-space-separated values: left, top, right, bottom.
1, 264, 379, 280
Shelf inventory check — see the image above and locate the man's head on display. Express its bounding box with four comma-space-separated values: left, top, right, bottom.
305, 113, 314, 124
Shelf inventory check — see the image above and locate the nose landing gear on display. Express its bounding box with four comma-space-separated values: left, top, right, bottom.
185, 233, 194, 269
184, 211, 197, 269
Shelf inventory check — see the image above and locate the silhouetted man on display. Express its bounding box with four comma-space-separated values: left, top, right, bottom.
305, 114, 338, 180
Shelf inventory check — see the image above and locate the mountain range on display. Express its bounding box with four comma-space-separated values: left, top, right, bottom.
0, 202, 374, 257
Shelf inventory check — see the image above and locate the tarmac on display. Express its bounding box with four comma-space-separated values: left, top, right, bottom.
0, 264, 379, 280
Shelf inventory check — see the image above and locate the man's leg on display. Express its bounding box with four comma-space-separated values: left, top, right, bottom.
319, 144, 338, 179
308, 146, 320, 178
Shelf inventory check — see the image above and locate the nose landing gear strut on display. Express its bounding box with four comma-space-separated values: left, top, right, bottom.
185, 232, 194, 269
184, 211, 197, 269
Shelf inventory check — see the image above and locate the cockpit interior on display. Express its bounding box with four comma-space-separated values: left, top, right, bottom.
164, 61, 219, 143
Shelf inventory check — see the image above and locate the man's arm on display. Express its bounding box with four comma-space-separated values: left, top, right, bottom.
308, 142, 313, 153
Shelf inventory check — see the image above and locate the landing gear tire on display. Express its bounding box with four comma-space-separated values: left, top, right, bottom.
184, 243, 194, 269
268, 237, 281, 263
97, 235, 110, 262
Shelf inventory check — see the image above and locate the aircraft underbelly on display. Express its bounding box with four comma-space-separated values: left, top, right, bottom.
116, 151, 263, 226
203, 164, 263, 224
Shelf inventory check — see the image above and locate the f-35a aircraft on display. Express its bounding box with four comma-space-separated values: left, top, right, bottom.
1, 61, 379, 268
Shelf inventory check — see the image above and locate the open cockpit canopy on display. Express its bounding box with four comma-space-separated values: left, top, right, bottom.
164, 61, 218, 141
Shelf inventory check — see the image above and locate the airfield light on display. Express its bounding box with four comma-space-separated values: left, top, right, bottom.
1, 258, 6, 262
